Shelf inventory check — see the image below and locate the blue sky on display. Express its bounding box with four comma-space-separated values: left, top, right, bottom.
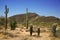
0, 0, 60, 18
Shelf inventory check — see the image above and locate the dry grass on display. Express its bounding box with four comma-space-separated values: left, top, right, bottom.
0, 25, 60, 40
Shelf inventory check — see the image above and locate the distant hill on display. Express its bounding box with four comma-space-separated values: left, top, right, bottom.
9, 12, 60, 25
9, 13, 38, 23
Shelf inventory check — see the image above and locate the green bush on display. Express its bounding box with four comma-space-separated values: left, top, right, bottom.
0, 17, 5, 26
10, 20, 17, 30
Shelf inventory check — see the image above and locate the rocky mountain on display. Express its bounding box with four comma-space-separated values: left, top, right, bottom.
9, 13, 60, 25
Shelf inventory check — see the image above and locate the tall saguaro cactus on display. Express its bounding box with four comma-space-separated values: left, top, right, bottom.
26, 8, 28, 29
4, 5, 9, 32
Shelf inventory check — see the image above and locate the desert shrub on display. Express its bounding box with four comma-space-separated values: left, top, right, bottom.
0, 19, 4, 25
10, 20, 12, 30
0, 17, 5, 26
58, 21, 60, 25
10, 20, 17, 30
22, 22, 26, 27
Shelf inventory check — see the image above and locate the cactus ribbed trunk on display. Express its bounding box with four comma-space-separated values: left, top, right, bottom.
4, 5, 9, 33
26, 8, 28, 29
37, 27, 40, 37
30, 25, 33, 36
26, 20, 28, 29
5, 13, 7, 31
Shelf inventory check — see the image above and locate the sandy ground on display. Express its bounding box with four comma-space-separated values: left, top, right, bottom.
0, 27, 60, 40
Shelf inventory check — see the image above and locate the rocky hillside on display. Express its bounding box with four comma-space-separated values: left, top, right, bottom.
9, 13, 60, 24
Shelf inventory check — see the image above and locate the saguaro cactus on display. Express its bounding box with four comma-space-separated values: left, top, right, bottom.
26, 8, 28, 29
30, 25, 33, 36
37, 27, 40, 37
4, 5, 9, 32
52, 23, 57, 37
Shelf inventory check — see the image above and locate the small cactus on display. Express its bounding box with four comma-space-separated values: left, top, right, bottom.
52, 23, 57, 37
30, 25, 33, 36
37, 27, 40, 37
10, 20, 17, 30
